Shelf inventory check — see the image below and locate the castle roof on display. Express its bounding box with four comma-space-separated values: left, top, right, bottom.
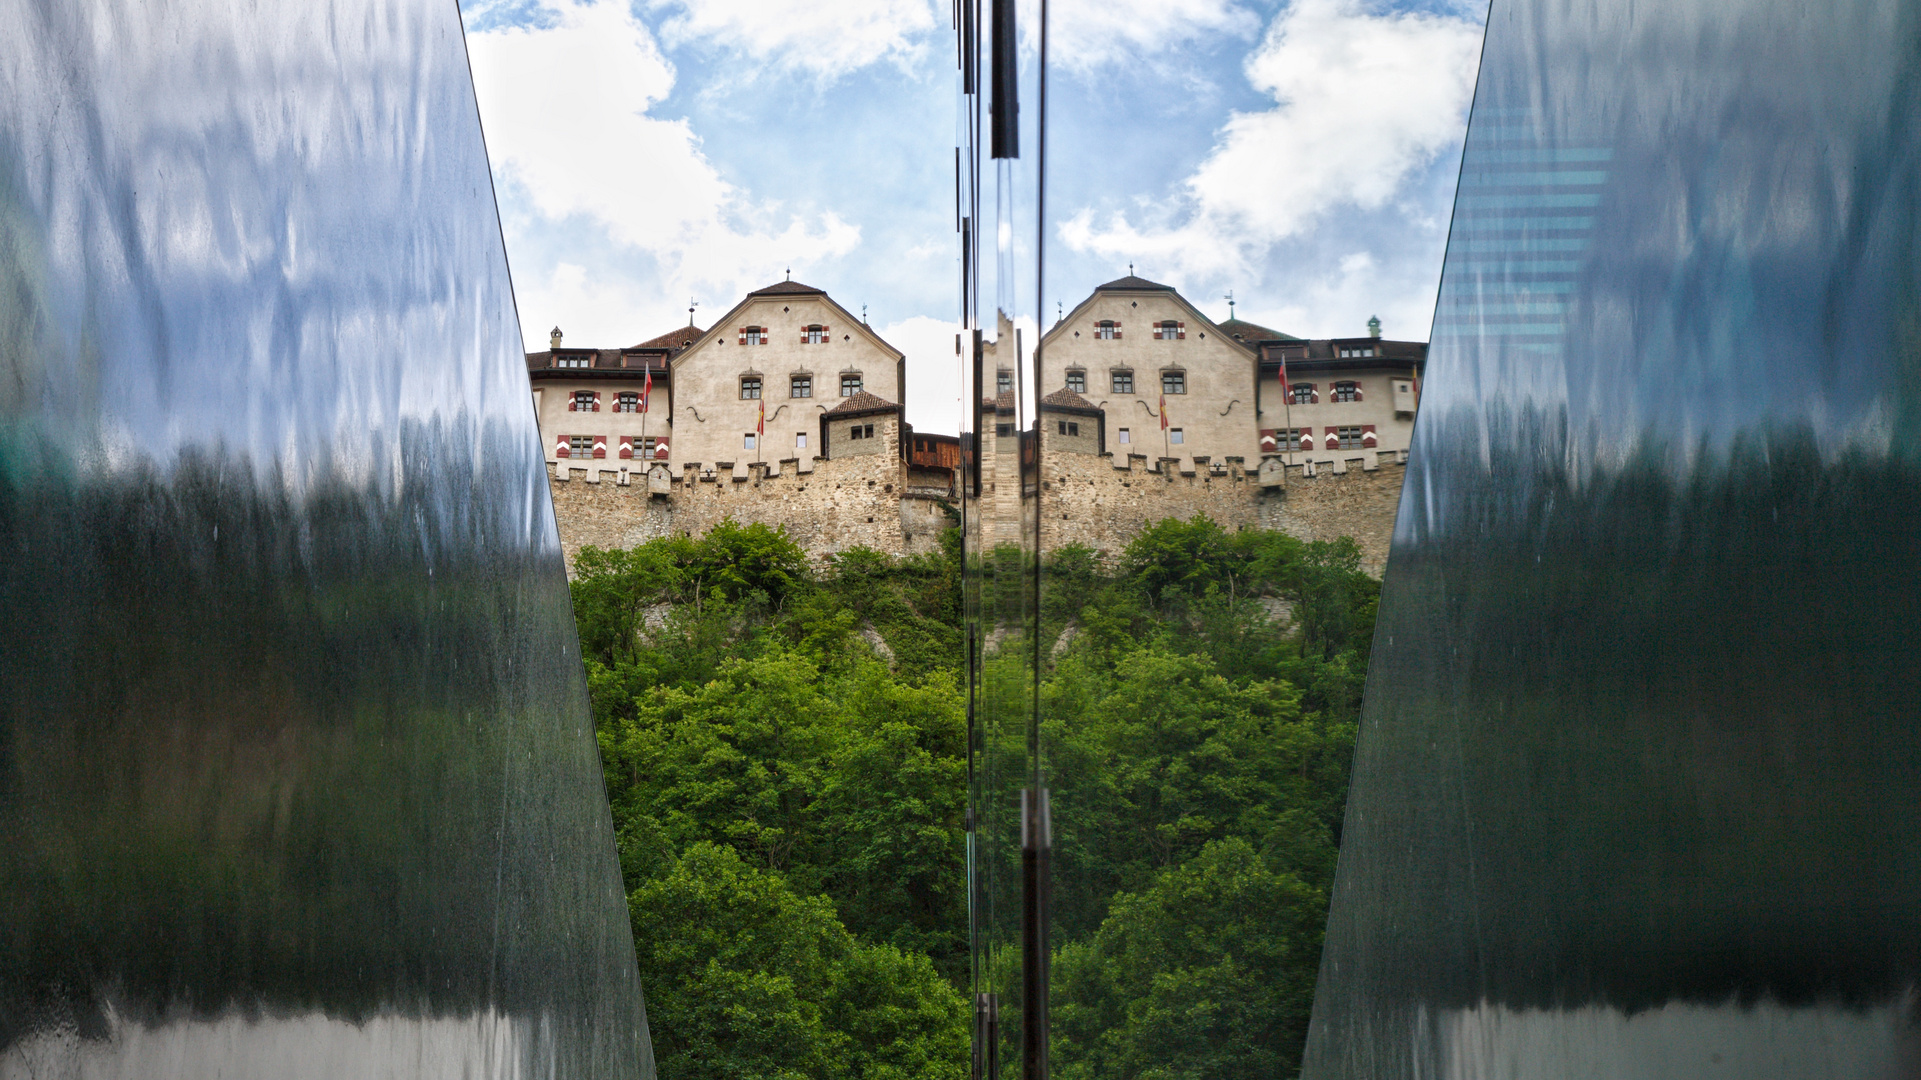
747, 279, 826, 297
1217, 317, 1299, 343
1094, 274, 1176, 292
1039, 387, 1102, 416
824, 390, 899, 418
632, 324, 704, 351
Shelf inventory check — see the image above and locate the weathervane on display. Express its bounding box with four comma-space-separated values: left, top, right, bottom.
861, 303, 868, 325
688, 298, 699, 326
1224, 290, 1236, 319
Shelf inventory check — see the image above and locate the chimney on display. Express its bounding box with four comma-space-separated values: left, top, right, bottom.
1367, 315, 1381, 339
550, 326, 563, 350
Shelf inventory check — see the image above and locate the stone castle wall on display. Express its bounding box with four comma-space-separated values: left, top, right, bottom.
546, 448, 1408, 577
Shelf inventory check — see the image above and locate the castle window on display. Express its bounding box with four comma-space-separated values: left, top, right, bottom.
571, 390, 597, 412
997, 370, 1013, 394
848, 423, 875, 440
745, 433, 757, 450
796, 432, 808, 449
1156, 320, 1183, 340
739, 326, 768, 346
615, 392, 640, 413
1066, 370, 1085, 394
1332, 380, 1362, 402
1338, 426, 1364, 449
567, 434, 595, 457
555, 353, 593, 368
1118, 427, 1130, 445
1169, 428, 1184, 445
1280, 428, 1309, 450
1095, 320, 1119, 340
996, 423, 1014, 437
805, 324, 828, 344
740, 377, 762, 400
1111, 370, 1133, 394
1161, 370, 1186, 394
1290, 383, 1317, 405
841, 373, 863, 396
1056, 421, 1080, 436
638, 436, 658, 458
791, 376, 813, 398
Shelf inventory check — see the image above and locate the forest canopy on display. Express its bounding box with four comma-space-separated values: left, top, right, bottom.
567, 516, 1378, 1079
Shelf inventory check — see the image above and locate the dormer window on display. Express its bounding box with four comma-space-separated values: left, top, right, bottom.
1095, 320, 1119, 340
556, 354, 592, 368
804, 325, 828, 344
1065, 370, 1085, 394
1155, 320, 1184, 340
741, 377, 762, 400
1332, 380, 1362, 402
615, 392, 641, 413
1338, 345, 1377, 358
841, 373, 863, 397
738, 325, 768, 346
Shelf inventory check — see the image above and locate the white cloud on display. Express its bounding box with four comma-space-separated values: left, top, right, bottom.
1060, 0, 1481, 280
1045, 0, 1260, 74
879, 315, 965, 435
650, 0, 938, 80
464, 0, 861, 343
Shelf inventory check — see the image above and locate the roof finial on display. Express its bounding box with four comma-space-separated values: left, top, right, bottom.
861, 303, 868, 325
1057, 300, 1063, 324
1128, 261, 1135, 276
785, 267, 791, 281
1223, 290, 1235, 319
550, 325, 563, 350
1367, 314, 1382, 339
688, 298, 699, 327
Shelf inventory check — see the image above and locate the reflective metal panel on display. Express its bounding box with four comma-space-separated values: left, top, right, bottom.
0, 1, 651, 1075
1305, 0, 1921, 1075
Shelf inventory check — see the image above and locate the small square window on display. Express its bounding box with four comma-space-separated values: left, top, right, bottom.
797, 432, 808, 449
1162, 371, 1186, 395
1118, 427, 1130, 445
791, 376, 812, 398
1111, 370, 1134, 394
1169, 428, 1184, 445
741, 377, 762, 400
1066, 370, 1085, 393
745, 433, 757, 449
841, 373, 863, 397
1067, 422, 1079, 436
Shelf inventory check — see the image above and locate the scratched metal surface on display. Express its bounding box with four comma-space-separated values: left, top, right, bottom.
0, 1, 651, 1075
1302, 1, 1921, 1076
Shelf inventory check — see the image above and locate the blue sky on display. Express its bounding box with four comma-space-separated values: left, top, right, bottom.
459, 0, 1486, 432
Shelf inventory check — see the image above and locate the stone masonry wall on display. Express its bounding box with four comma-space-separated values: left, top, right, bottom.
547, 447, 1408, 577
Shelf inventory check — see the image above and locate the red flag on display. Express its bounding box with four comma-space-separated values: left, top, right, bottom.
756, 396, 765, 437
1279, 355, 1292, 404
1159, 393, 1169, 431
642, 366, 652, 413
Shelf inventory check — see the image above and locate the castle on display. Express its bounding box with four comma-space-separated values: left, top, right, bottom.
529, 276, 1425, 575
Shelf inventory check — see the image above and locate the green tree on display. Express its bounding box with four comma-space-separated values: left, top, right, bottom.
631, 843, 967, 1080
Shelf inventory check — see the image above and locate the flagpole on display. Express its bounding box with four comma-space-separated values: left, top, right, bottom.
641, 362, 652, 465
1281, 353, 1293, 487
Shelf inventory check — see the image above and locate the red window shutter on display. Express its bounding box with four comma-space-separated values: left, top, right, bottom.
738, 328, 746, 345
592, 392, 601, 412
555, 437, 570, 458
1324, 427, 1339, 448
618, 437, 633, 459
1362, 425, 1378, 447
1259, 428, 1278, 451
1177, 321, 1185, 339
1299, 430, 1313, 449
593, 436, 607, 459
654, 436, 669, 460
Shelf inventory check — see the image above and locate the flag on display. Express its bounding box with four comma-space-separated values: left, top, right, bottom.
1159, 393, 1169, 431
1279, 354, 1291, 404
641, 366, 652, 413
756, 396, 765, 437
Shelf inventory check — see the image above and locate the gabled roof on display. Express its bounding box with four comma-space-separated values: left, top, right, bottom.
824, 390, 899, 417
676, 281, 904, 365
982, 388, 1017, 414
748, 280, 827, 297
1095, 275, 1177, 292
632, 324, 705, 351
1217, 317, 1299, 343
1039, 387, 1102, 416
